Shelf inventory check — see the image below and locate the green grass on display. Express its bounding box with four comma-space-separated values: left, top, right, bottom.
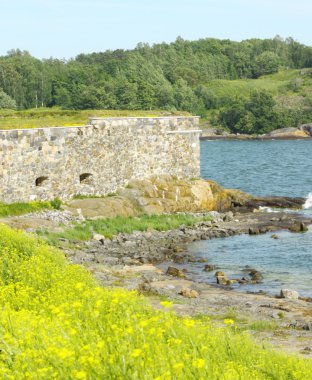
202, 68, 312, 115
72, 192, 117, 200
0, 223, 311, 379
199, 68, 312, 125
0, 108, 190, 130
38, 213, 213, 243
0, 199, 61, 218
245, 320, 279, 332
204, 69, 303, 99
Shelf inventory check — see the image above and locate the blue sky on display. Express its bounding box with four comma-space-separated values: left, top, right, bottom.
1, 0, 311, 59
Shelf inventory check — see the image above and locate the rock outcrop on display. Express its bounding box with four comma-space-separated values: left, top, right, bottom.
200, 124, 312, 140
232, 196, 305, 212
299, 123, 312, 137
65, 175, 252, 218
263, 127, 309, 139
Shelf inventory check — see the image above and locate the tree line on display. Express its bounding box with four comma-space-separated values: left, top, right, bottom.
1, 36, 312, 133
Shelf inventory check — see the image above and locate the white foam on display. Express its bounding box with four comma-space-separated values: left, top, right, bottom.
259, 206, 273, 212
259, 206, 279, 213
303, 192, 312, 209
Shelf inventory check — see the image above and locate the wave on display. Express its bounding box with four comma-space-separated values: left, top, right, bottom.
303, 192, 312, 209
259, 206, 278, 213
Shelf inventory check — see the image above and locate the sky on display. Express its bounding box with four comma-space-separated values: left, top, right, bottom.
1, 0, 311, 59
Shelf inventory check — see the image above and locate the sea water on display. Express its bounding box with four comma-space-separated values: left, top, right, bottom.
187, 140, 312, 297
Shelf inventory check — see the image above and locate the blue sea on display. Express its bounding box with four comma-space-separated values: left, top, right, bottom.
189, 140, 312, 297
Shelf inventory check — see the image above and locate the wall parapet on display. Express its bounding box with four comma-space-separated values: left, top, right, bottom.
0, 117, 201, 203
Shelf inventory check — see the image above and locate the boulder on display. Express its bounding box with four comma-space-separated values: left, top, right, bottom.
197, 258, 208, 263
166, 266, 187, 279
280, 289, 299, 300
203, 264, 216, 272
271, 234, 279, 239
249, 269, 263, 282
299, 123, 312, 136
215, 271, 230, 286
172, 254, 186, 264
179, 288, 199, 298
92, 233, 105, 244
223, 211, 234, 222
289, 321, 312, 330
173, 246, 184, 253
249, 227, 260, 235
237, 278, 249, 284
288, 222, 308, 233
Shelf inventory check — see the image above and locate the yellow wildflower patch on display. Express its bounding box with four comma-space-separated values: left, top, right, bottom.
0, 224, 310, 379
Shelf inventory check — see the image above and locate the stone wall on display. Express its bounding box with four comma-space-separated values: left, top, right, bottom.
0, 117, 201, 203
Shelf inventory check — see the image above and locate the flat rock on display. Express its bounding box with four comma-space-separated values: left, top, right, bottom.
280, 289, 299, 300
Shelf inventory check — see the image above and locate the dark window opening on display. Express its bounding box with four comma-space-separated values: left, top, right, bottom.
80, 173, 93, 184
35, 176, 49, 187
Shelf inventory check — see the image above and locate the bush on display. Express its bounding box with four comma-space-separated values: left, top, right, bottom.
50, 197, 62, 210
0, 89, 16, 109
218, 90, 282, 134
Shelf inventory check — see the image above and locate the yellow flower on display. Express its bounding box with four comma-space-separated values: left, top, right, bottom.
139, 320, 149, 328
96, 341, 105, 349
192, 358, 205, 369
224, 318, 234, 325
95, 300, 102, 308
173, 363, 184, 370
131, 349, 142, 358
160, 301, 173, 308
183, 318, 195, 327
51, 307, 61, 315
57, 348, 74, 360
75, 282, 84, 290
72, 370, 87, 380
72, 301, 82, 308
167, 338, 182, 346
69, 328, 77, 336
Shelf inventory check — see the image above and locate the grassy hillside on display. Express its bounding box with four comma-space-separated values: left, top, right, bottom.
0, 223, 311, 379
199, 69, 312, 132
0, 108, 189, 130
203, 69, 312, 113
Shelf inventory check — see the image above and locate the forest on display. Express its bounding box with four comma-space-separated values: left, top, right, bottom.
1, 36, 312, 133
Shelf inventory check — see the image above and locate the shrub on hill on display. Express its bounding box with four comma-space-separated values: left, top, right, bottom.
0, 89, 16, 109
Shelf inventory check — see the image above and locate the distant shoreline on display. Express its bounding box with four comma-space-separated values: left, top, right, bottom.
200, 125, 312, 141
200, 135, 312, 141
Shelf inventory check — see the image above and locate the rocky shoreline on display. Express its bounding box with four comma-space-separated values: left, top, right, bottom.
200, 123, 312, 141
65, 209, 312, 272
59, 208, 312, 357
1, 182, 311, 357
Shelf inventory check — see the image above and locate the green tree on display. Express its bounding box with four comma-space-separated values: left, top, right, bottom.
0, 88, 16, 109
253, 52, 280, 78
173, 79, 203, 113
219, 91, 281, 134
219, 99, 246, 132
246, 90, 280, 133
234, 112, 256, 134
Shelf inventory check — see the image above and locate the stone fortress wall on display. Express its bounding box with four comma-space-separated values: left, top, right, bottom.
0, 117, 201, 203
